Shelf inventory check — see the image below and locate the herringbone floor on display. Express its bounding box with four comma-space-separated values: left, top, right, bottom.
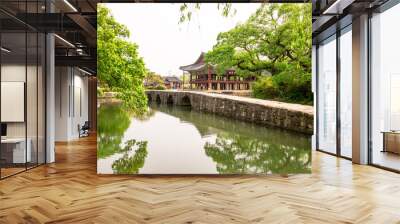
1, 135, 400, 224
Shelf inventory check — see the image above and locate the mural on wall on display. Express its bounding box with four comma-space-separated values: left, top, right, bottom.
97, 3, 312, 175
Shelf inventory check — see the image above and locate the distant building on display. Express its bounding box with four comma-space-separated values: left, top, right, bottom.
164, 76, 182, 89
179, 52, 255, 91
143, 80, 159, 89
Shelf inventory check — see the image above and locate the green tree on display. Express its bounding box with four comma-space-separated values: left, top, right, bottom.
206, 3, 311, 76
205, 3, 312, 104
97, 4, 147, 113
179, 3, 236, 24
144, 71, 166, 90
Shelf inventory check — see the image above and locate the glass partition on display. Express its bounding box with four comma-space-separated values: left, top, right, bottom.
1, 30, 28, 177
339, 27, 352, 158
370, 4, 400, 171
0, 2, 46, 179
317, 35, 337, 154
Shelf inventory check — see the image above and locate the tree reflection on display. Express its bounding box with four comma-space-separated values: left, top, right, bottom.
98, 103, 311, 175
204, 133, 311, 174
98, 103, 150, 174
135, 106, 156, 121
153, 104, 311, 174
97, 103, 132, 158
112, 140, 148, 174
98, 103, 155, 158
152, 104, 311, 147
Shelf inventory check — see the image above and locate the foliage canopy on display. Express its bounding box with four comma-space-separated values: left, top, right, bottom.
179, 3, 236, 24
205, 3, 312, 104
97, 5, 147, 112
144, 72, 166, 90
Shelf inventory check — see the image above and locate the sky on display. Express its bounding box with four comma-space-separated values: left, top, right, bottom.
104, 3, 261, 77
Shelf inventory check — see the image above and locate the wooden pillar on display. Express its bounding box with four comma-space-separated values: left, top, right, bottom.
88, 77, 97, 133
189, 73, 192, 89
207, 66, 211, 90
182, 71, 185, 90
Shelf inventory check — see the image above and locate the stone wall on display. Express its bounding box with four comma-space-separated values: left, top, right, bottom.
146, 90, 314, 134
98, 92, 122, 105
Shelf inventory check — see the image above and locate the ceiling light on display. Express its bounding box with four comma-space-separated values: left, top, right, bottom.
322, 0, 355, 15
63, 0, 78, 12
54, 34, 75, 48
1, 47, 11, 53
78, 67, 92, 76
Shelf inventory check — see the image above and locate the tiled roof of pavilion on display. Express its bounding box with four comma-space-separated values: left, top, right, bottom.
179, 52, 213, 72
164, 76, 181, 83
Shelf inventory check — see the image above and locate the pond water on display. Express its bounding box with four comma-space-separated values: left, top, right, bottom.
97, 103, 311, 174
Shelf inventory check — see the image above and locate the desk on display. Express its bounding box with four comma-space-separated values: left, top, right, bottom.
1, 138, 31, 163
382, 131, 400, 154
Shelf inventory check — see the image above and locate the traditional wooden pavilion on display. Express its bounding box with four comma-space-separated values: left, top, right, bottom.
179, 53, 255, 91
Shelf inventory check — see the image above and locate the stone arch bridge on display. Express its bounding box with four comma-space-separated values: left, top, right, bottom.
145, 90, 313, 134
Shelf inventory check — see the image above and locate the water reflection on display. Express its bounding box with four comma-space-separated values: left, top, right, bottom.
97, 103, 132, 158
155, 104, 311, 174
205, 133, 310, 174
111, 140, 148, 174
97, 103, 148, 174
97, 103, 311, 174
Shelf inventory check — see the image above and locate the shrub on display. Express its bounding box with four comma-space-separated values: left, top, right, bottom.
252, 76, 279, 99
154, 85, 166, 90
97, 87, 104, 97
146, 85, 166, 90
252, 70, 313, 105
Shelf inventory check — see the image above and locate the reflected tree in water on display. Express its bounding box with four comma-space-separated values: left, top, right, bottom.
204, 133, 311, 174
98, 104, 131, 158
154, 103, 311, 174
135, 107, 156, 121
112, 140, 148, 174
98, 104, 155, 159
98, 104, 149, 174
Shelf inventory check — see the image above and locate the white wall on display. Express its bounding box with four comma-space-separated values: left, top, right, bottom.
55, 66, 70, 141
1, 64, 27, 138
1, 63, 46, 164
55, 67, 89, 141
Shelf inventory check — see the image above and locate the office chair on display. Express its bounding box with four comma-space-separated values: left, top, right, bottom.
79, 121, 90, 138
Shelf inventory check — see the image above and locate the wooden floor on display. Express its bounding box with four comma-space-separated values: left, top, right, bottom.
373, 151, 400, 171
1, 167, 26, 177
1, 135, 400, 224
